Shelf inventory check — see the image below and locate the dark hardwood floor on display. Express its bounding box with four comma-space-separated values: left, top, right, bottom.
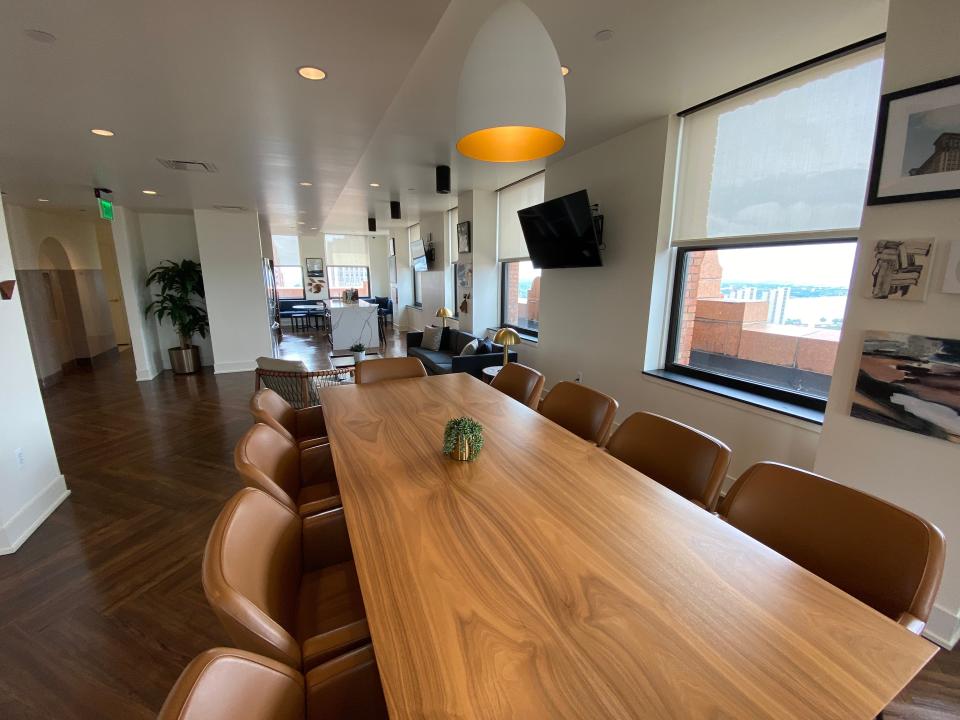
0, 335, 956, 719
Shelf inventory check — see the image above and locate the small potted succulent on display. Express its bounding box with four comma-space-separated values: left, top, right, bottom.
350, 342, 367, 363
443, 417, 484, 462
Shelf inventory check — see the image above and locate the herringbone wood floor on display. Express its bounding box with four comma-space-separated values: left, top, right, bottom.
0, 338, 956, 719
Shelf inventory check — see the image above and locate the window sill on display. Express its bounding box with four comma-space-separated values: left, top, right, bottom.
642, 369, 824, 425
407, 304, 423, 310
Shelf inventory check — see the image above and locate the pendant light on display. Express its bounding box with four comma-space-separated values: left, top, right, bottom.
456, 1, 565, 163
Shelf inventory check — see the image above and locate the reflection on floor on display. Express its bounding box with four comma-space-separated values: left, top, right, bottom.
0, 346, 956, 719
275, 324, 405, 369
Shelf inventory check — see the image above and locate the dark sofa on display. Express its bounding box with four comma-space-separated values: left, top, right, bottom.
407, 328, 517, 378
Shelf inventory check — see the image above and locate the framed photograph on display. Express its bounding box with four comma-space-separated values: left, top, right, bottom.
868, 74, 960, 205
851, 331, 960, 443
868, 238, 934, 301
457, 220, 472, 254
305, 257, 324, 278
942, 240, 960, 293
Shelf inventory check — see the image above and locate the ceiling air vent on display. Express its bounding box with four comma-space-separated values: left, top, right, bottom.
157, 158, 219, 173
212, 205, 247, 212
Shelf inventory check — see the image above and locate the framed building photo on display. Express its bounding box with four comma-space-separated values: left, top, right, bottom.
305, 257, 324, 278
868, 73, 960, 204
457, 220, 472, 254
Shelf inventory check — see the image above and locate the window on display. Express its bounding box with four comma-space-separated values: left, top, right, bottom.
272, 234, 300, 266
274, 266, 305, 299
413, 270, 423, 307
409, 223, 423, 307
664, 42, 884, 412
497, 172, 544, 337
501, 260, 542, 337
327, 266, 370, 299
447, 207, 459, 316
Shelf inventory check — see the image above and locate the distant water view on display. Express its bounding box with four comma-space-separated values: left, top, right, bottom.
721, 283, 849, 330
782, 295, 848, 328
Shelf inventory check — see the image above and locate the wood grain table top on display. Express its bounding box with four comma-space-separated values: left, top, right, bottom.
319, 373, 936, 720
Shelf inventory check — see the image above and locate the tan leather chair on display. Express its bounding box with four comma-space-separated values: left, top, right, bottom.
605, 411, 731, 511
251, 388, 328, 451
158, 645, 388, 720
203, 488, 369, 671
540, 381, 619, 445
354, 357, 426, 385
719, 462, 945, 634
235, 423, 339, 517
490, 362, 545, 409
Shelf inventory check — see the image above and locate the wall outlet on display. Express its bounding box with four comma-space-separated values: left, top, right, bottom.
15, 448, 24, 468
575, 371, 583, 383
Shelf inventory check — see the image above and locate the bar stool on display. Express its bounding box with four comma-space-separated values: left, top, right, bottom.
290, 312, 308, 332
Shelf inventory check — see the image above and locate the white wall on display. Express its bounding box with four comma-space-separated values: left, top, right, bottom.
139, 212, 214, 368
815, 0, 960, 649
368, 234, 390, 298
95, 221, 131, 346
0, 199, 69, 553
4, 205, 102, 270
404, 212, 449, 331
517, 117, 821, 481
194, 209, 272, 373
112, 206, 164, 381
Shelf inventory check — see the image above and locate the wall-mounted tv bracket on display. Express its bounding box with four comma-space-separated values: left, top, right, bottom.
591, 203, 605, 250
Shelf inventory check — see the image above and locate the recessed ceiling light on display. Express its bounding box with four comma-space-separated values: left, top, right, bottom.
297, 66, 327, 81
142, 189, 158, 196
298, 221, 305, 225
91, 128, 115, 137
594, 29, 614, 42
24, 29, 56, 44
298, 181, 313, 187
37, 198, 49, 202
561, 65, 570, 77
310, 227, 318, 231
369, 182, 380, 188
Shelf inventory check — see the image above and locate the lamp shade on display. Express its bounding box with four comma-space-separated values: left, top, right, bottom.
456, 1, 565, 163
494, 327, 521, 346
436, 307, 453, 319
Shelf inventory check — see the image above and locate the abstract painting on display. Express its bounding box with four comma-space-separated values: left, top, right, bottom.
852, 331, 960, 443
870, 239, 934, 301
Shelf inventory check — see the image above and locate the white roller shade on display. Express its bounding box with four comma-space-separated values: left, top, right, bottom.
498, 172, 544, 261
325, 234, 370, 266
674, 44, 883, 241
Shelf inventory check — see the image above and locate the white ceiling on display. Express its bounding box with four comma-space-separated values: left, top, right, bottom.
0, 0, 888, 238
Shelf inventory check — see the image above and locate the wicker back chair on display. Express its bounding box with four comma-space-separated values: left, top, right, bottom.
254, 357, 352, 409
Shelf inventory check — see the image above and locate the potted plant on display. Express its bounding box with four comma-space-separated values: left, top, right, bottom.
443, 417, 484, 461
145, 259, 209, 374
350, 342, 367, 363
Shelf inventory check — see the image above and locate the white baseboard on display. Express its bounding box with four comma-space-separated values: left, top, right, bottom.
215, 360, 257, 374
136, 365, 160, 382
0, 475, 70, 554
923, 603, 960, 649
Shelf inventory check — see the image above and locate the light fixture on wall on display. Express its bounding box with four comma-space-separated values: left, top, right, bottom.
390, 200, 401, 220
456, 1, 565, 163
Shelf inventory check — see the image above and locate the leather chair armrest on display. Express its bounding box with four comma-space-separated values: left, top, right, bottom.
300, 444, 337, 488
406, 331, 424, 348
302, 507, 353, 571
301, 620, 371, 672
295, 405, 328, 441
305, 643, 388, 719
897, 611, 926, 635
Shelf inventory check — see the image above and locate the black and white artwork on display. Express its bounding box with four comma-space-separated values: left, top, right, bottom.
870, 239, 934, 301
305, 257, 324, 278
852, 331, 960, 443
457, 220, 472, 254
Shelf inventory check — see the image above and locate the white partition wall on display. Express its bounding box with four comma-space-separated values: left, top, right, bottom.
194, 209, 273, 373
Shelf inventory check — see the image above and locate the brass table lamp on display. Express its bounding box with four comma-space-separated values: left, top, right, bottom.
493, 327, 521, 366
436, 306, 453, 328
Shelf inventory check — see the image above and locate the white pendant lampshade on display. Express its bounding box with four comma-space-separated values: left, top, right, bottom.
456, 1, 566, 163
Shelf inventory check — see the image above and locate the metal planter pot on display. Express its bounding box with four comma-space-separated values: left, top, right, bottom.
169, 345, 201, 374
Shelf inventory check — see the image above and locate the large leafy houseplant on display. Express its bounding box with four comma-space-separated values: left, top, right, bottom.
145, 259, 209, 350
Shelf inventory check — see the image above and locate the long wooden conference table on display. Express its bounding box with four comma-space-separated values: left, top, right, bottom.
320, 373, 935, 719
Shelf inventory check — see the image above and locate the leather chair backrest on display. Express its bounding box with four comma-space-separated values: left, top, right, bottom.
235, 423, 301, 511
355, 357, 427, 385
540, 381, 619, 445
605, 411, 731, 511
305, 645, 388, 720
203, 488, 303, 668
491, 363, 545, 410
251, 388, 298, 444
719, 462, 945, 625
159, 648, 304, 720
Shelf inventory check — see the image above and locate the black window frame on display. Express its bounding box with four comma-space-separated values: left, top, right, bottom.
663, 237, 857, 413
412, 268, 423, 308
499, 260, 540, 340
273, 265, 306, 300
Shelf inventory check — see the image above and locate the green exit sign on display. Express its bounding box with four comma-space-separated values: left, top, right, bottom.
98, 197, 114, 221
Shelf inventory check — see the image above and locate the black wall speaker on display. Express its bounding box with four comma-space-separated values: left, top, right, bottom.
368, 217, 377, 232
436, 165, 451, 194
390, 200, 401, 219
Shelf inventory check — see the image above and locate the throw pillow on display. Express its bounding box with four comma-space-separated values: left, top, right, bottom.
460, 339, 479, 357
422, 325, 443, 352
477, 339, 495, 355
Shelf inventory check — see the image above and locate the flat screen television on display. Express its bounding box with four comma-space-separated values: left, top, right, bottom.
518, 189, 602, 269
411, 238, 428, 272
